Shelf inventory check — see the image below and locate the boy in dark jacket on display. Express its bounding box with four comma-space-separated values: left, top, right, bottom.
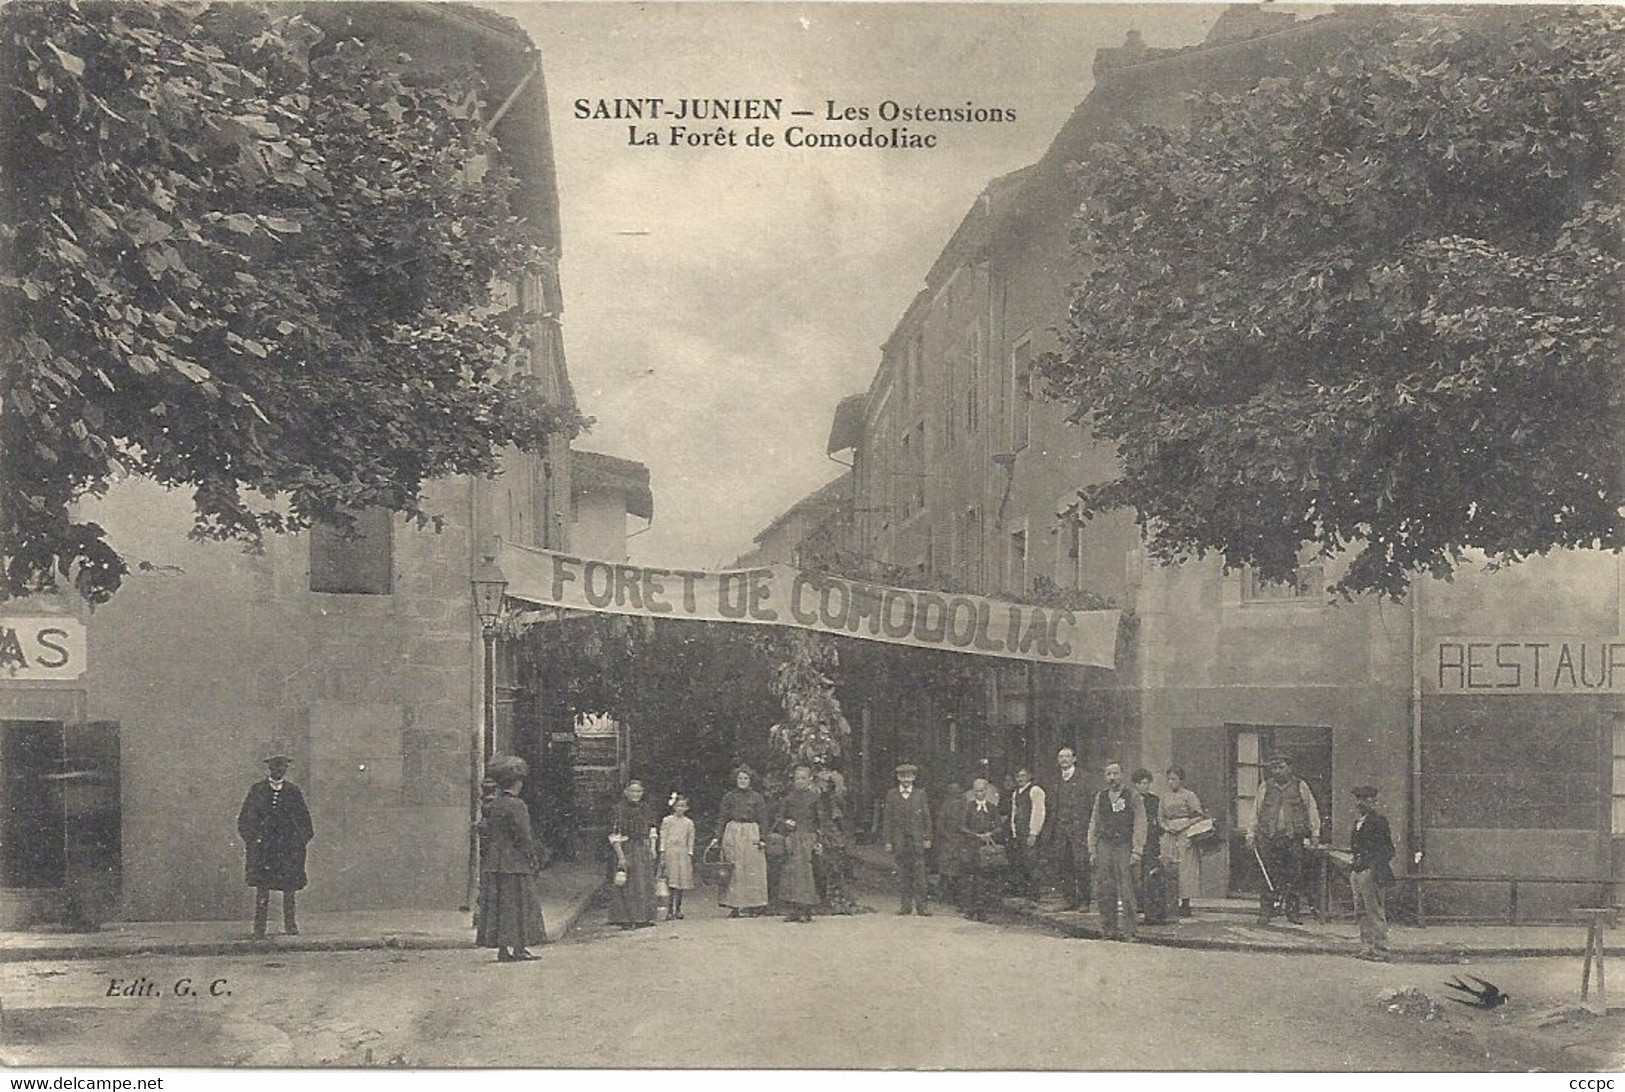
1348, 784, 1396, 960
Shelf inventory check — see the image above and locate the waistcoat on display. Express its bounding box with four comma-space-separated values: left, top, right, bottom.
1257, 778, 1311, 838
1096, 789, 1136, 844
1012, 786, 1036, 836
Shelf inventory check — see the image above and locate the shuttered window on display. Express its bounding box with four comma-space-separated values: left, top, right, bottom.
310, 508, 394, 595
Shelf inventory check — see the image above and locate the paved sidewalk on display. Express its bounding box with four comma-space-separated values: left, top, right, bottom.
1009, 899, 1625, 962
0, 860, 604, 963
848, 842, 1621, 961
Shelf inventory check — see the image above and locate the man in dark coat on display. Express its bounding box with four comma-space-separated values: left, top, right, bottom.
1348, 784, 1396, 961
1046, 746, 1091, 910
237, 755, 314, 939
880, 763, 933, 916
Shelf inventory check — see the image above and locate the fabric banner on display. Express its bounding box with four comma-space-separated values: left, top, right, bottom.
498, 543, 1120, 670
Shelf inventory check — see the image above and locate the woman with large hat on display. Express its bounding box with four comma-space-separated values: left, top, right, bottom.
477, 756, 545, 961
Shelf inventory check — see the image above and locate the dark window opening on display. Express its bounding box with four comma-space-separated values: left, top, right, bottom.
310, 508, 394, 595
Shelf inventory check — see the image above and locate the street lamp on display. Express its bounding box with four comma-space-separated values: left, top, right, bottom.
472, 554, 509, 629
472, 552, 508, 758
467, 553, 507, 914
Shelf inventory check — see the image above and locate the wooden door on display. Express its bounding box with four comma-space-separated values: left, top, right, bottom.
1227, 724, 1332, 896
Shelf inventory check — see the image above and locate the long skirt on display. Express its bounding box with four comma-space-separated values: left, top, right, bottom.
719, 821, 768, 909
609, 841, 658, 924
781, 831, 819, 907
1165, 831, 1202, 900
477, 872, 547, 949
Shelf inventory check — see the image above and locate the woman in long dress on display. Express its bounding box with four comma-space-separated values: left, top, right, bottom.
1159, 766, 1207, 918
477, 757, 545, 961
607, 779, 658, 929
711, 767, 770, 917
775, 764, 825, 923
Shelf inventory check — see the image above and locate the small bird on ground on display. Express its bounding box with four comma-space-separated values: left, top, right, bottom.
1444, 974, 1510, 1009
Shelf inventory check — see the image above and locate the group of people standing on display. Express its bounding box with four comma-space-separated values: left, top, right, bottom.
602, 762, 856, 929
711, 763, 855, 922
880, 751, 1212, 941
242, 743, 1394, 962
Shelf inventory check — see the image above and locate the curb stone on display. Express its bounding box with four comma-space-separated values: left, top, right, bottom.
0, 882, 604, 964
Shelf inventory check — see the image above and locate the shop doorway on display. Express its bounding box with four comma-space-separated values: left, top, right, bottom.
1226, 724, 1332, 896
2, 720, 65, 889
1, 720, 121, 925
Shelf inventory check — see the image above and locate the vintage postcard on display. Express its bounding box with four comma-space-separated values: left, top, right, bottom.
1, 0, 1621, 1076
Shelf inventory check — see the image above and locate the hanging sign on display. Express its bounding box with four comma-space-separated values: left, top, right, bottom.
499, 543, 1120, 669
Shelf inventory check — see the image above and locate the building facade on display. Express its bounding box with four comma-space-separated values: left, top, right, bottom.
765, 8, 1621, 914
0, 4, 650, 926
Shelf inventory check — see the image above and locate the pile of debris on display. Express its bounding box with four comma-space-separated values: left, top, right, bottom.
1377, 986, 1445, 1021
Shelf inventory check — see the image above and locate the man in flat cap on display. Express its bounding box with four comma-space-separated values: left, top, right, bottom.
1245, 753, 1320, 924
1347, 784, 1395, 960
880, 763, 933, 916
237, 754, 315, 939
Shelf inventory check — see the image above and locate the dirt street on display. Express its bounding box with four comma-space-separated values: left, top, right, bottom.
0, 888, 1608, 1070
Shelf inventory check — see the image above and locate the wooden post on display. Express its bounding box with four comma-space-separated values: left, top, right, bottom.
1576, 908, 1612, 1015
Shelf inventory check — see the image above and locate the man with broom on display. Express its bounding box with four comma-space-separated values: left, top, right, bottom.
1245, 754, 1320, 925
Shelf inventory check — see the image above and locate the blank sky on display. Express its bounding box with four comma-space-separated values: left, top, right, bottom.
504, 2, 1224, 568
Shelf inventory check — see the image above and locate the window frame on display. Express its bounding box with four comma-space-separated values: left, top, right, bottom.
1612, 719, 1625, 836
1240, 562, 1327, 605
1010, 332, 1034, 452
1008, 519, 1029, 596
309, 507, 395, 596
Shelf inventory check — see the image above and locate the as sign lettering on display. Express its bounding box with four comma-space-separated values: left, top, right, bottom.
0, 617, 87, 679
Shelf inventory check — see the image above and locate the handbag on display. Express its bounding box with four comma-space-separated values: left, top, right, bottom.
764, 831, 788, 859
1185, 817, 1220, 848
655, 876, 670, 899
613, 869, 628, 887
975, 841, 1008, 870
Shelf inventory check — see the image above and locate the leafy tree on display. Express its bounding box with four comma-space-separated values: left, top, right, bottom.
764, 628, 852, 769
1043, 8, 1624, 598
1, 1, 585, 603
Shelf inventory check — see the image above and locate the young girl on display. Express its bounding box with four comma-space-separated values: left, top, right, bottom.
658, 793, 696, 920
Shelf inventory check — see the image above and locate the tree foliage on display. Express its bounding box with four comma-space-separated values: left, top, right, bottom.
1, 1, 586, 603
518, 611, 785, 817
763, 628, 852, 769
1042, 8, 1624, 597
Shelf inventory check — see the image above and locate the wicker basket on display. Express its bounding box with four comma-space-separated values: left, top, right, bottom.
698, 843, 734, 888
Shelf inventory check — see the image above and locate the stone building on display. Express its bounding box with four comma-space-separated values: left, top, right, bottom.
0, 4, 649, 926
733, 470, 853, 570
768, 8, 1621, 914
